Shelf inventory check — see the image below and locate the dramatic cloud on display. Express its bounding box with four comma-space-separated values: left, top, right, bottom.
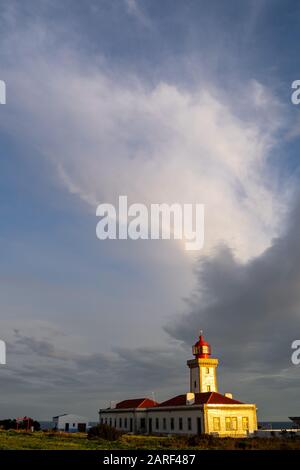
165, 197, 300, 415
0, 6, 287, 262
1, 328, 187, 419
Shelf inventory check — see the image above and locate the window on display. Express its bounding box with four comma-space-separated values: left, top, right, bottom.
119, 418, 122, 428
109, 419, 112, 427
155, 418, 159, 430
140, 418, 146, 429
242, 417, 249, 431
73, 423, 75, 427
194, 380, 197, 389
124, 418, 127, 428
206, 367, 210, 374
114, 419, 117, 427
179, 417, 183, 430
170, 418, 174, 431
225, 417, 238, 431
163, 418, 167, 430
187, 417, 192, 431
207, 385, 211, 392
225, 417, 231, 431
213, 417, 220, 431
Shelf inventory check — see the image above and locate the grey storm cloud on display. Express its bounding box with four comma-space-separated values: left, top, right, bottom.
1, 330, 189, 418
11, 330, 186, 387
165, 196, 300, 378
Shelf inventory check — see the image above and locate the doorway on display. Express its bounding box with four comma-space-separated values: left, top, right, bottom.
197, 417, 202, 435
78, 423, 86, 432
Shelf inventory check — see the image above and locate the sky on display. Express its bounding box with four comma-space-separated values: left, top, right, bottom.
0, 0, 300, 421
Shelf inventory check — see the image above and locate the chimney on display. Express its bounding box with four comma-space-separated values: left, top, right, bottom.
224, 393, 233, 399
186, 392, 195, 405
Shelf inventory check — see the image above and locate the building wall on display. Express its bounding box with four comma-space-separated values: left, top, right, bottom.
54, 414, 89, 432
99, 404, 258, 437
199, 362, 217, 393
187, 358, 218, 393
99, 410, 148, 434
144, 408, 204, 435
190, 367, 200, 394
204, 405, 257, 437
100, 408, 204, 435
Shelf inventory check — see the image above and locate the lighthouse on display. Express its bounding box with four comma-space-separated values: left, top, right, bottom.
99, 330, 258, 436
186, 332, 219, 393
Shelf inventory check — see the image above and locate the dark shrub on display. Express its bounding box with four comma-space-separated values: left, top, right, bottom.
187, 433, 216, 447
88, 424, 123, 441
0, 419, 17, 430
235, 440, 251, 450
18, 417, 41, 431
0, 418, 40, 431
28, 419, 41, 431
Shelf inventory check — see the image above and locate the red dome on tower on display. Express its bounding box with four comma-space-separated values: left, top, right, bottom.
192, 331, 211, 358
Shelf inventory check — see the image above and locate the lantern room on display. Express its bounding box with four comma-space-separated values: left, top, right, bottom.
192, 332, 211, 359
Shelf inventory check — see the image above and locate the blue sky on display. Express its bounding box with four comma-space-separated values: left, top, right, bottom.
0, 0, 300, 421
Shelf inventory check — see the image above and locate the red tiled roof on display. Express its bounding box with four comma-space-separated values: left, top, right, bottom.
115, 398, 158, 409
157, 392, 243, 407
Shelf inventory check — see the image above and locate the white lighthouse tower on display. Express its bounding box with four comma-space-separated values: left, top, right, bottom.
187, 332, 219, 393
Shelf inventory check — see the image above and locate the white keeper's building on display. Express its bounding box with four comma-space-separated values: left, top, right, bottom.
99, 333, 258, 437
52, 413, 90, 432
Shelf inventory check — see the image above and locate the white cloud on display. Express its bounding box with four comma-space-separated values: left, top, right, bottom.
0, 25, 287, 262
124, 0, 152, 28
1, 64, 286, 258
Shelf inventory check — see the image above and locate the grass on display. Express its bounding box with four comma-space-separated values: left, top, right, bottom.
1, 429, 300, 450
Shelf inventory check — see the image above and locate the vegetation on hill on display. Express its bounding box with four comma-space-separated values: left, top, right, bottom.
0, 429, 300, 450
0, 418, 40, 431
88, 423, 123, 441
